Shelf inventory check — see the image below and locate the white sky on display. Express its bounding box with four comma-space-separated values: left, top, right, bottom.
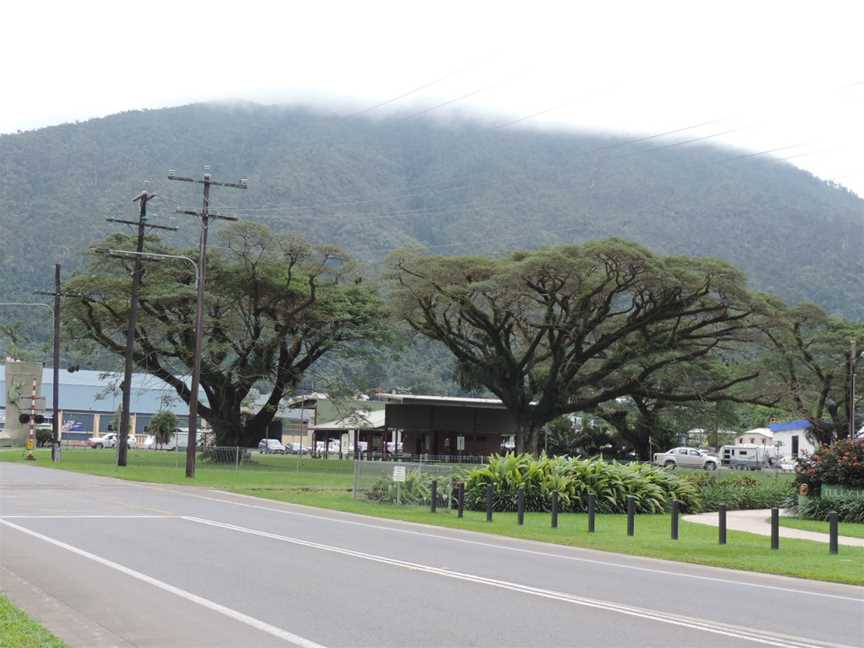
3, 0, 863, 194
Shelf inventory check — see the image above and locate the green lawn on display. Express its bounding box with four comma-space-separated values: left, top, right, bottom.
780, 516, 864, 539
3, 448, 862, 586
0, 594, 67, 648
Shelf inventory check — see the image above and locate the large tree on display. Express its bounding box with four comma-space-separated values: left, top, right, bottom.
389, 239, 758, 454
64, 223, 389, 446
749, 298, 864, 445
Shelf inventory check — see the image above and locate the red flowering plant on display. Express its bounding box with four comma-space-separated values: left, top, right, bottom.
795, 438, 864, 493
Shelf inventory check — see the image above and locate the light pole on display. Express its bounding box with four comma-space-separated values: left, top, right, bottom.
97, 250, 199, 289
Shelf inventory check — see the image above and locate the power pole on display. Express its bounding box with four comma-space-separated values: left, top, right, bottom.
107, 191, 177, 467
32, 264, 65, 462
850, 338, 857, 439
168, 169, 246, 478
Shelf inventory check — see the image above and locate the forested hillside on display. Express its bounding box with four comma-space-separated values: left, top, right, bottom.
1, 101, 862, 348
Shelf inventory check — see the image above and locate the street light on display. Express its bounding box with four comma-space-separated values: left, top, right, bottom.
96, 249, 199, 288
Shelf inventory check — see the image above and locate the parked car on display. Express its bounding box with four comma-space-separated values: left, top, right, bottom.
778, 456, 798, 472
142, 434, 177, 450
258, 439, 286, 454
653, 447, 718, 470
88, 432, 120, 449
286, 442, 310, 455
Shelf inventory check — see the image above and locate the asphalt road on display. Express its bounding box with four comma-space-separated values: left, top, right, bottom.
1, 463, 861, 648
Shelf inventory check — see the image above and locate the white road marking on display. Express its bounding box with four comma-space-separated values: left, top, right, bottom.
168, 487, 864, 603
182, 515, 851, 648
0, 515, 175, 519
0, 518, 327, 648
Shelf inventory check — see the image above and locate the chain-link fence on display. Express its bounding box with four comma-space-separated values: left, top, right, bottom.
352, 459, 485, 506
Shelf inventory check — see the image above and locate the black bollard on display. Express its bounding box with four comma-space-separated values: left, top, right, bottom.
551, 492, 559, 529
671, 500, 679, 540
517, 489, 525, 525
719, 504, 727, 545
457, 482, 465, 519
626, 496, 635, 536
430, 480, 438, 513
829, 511, 839, 555
770, 507, 779, 550
588, 493, 596, 533
486, 483, 494, 522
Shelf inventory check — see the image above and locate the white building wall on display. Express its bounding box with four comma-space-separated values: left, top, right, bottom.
771, 429, 817, 458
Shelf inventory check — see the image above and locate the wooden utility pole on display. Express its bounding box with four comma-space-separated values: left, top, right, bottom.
168, 169, 245, 478
107, 191, 177, 467
33, 264, 65, 462
850, 338, 858, 439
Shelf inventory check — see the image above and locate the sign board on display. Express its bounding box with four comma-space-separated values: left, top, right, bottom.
392, 466, 406, 482
456, 435, 465, 451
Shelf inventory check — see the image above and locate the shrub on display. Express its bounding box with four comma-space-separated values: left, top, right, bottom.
795, 438, 864, 493
692, 473, 794, 512
463, 454, 702, 514
798, 493, 864, 523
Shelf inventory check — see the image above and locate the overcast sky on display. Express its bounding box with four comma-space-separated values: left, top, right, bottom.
3, 0, 863, 194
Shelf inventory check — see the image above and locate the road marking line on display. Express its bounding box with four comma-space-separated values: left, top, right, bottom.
170, 488, 863, 603
0, 515, 176, 519
182, 515, 850, 648
0, 518, 327, 648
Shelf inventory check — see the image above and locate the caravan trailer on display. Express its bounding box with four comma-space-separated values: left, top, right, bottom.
721, 444, 773, 470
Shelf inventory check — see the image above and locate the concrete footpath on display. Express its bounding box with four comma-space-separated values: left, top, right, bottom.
684, 508, 864, 547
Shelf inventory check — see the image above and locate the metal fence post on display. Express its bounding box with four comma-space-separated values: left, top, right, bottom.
431, 480, 438, 513
671, 500, 679, 540
235, 446, 240, 471
551, 492, 558, 529
486, 483, 494, 522
719, 504, 727, 545
829, 511, 839, 555
770, 507, 780, 550
457, 482, 465, 518
626, 496, 635, 536
588, 493, 596, 533
517, 488, 525, 525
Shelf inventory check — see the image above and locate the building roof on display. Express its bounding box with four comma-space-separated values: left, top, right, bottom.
379, 393, 506, 410
0, 365, 197, 415
768, 419, 812, 433
738, 427, 774, 438
311, 409, 385, 431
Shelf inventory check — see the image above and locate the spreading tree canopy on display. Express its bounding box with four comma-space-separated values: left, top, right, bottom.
390, 239, 758, 453
749, 298, 864, 445
64, 223, 389, 446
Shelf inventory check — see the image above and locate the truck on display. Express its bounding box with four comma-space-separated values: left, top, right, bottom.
653, 447, 719, 470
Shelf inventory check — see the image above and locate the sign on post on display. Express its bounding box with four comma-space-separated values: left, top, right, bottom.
457, 436, 465, 451
392, 465, 407, 482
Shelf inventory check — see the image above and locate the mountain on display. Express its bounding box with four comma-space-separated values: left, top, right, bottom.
1, 101, 862, 329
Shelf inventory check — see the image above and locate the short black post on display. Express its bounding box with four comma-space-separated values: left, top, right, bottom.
671, 500, 679, 540
551, 492, 559, 529
829, 511, 839, 555
587, 494, 596, 533
626, 496, 635, 536
719, 504, 727, 545
517, 489, 525, 525
430, 480, 438, 513
457, 482, 465, 519
486, 483, 494, 522
770, 507, 779, 550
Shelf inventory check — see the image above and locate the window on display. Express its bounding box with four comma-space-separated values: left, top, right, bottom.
677, 448, 688, 455
688, 449, 701, 456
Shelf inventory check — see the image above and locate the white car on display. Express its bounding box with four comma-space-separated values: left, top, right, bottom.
258, 439, 287, 454
653, 447, 718, 470
778, 456, 797, 472
142, 434, 177, 450
88, 432, 137, 449
88, 432, 119, 449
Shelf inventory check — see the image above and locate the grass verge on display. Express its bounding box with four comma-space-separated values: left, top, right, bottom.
3, 448, 862, 586
779, 517, 864, 539
0, 594, 68, 648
